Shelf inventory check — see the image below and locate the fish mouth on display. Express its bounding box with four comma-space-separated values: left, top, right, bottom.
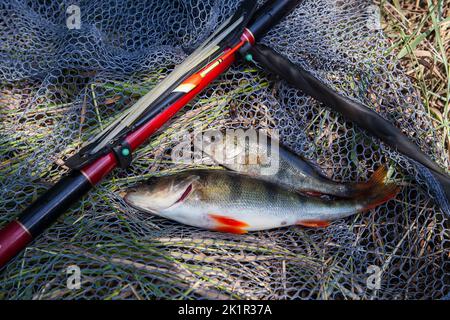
123, 181, 194, 213
123, 192, 156, 214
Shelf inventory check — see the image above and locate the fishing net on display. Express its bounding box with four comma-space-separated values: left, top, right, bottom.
0, 0, 448, 300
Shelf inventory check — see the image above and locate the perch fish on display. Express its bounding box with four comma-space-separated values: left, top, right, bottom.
204, 133, 385, 198
124, 168, 399, 234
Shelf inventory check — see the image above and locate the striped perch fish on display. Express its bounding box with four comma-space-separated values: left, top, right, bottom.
124, 168, 399, 234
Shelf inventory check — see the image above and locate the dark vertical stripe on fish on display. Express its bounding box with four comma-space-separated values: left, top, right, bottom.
230, 174, 243, 202
276, 164, 290, 186
263, 180, 277, 205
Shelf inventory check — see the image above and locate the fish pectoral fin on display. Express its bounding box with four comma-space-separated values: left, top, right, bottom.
296, 220, 330, 228
208, 214, 249, 234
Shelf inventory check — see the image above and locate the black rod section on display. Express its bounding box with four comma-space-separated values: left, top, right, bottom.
247, 0, 301, 39
19, 171, 93, 235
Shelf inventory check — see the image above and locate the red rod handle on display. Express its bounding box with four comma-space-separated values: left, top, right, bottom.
0, 0, 300, 268
0, 45, 239, 269
0, 221, 33, 268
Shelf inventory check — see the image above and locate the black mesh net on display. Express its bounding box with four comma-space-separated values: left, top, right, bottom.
0, 0, 448, 299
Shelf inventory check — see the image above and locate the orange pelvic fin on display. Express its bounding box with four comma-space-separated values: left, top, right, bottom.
214, 225, 248, 234
297, 220, 330, 228
208, 214, 249, 234
208, 214, 249, 228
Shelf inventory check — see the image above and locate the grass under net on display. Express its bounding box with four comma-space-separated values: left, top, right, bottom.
0, 0, 449, 299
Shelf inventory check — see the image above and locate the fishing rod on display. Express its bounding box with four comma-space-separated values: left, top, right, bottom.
0, 0, 301, 268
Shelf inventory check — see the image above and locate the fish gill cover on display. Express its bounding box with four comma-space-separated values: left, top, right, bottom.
0, 0, 448, 299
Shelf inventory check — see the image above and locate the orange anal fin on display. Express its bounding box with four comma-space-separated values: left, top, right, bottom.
297, 220, 330, 228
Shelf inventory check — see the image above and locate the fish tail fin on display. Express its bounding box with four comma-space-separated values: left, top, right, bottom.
359, 181, 401, 212
349, 166, 389, 195
296, 176, 399, 229
297, 173, 399, 228
367, 166, 389, 185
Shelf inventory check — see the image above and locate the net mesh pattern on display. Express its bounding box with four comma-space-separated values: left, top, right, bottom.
0, 0, 448, 299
